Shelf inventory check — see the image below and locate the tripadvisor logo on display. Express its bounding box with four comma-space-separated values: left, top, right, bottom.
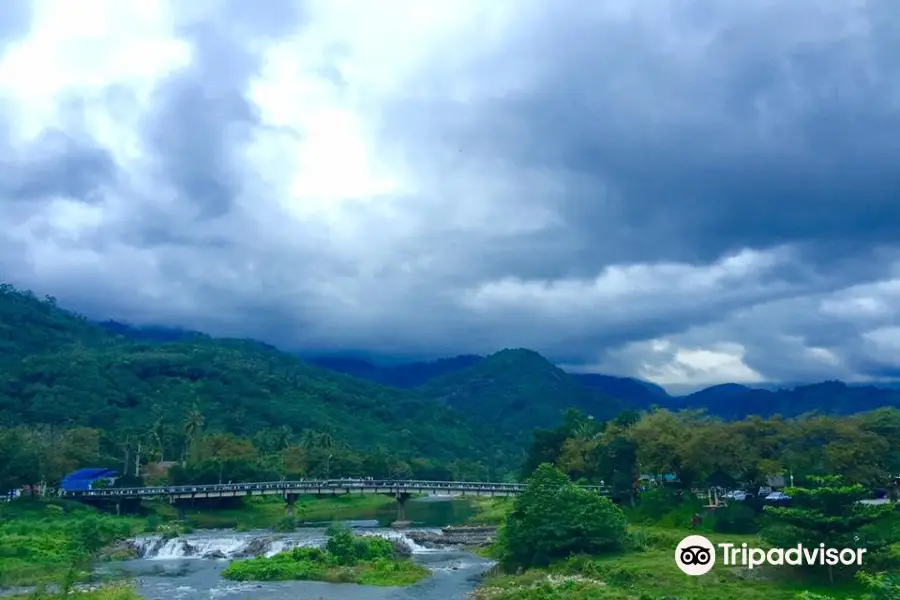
675, 535, 716, 575
675, 535, 867, 576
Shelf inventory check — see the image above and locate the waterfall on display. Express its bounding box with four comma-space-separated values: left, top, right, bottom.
362, 531, 442, 554
131, 529, 436, 560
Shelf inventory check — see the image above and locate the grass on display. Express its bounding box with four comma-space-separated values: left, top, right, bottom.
468, 497, 513, 525
0, 500, 147, 588
473, 527, 869, 600
6, 583, 141, 600
147, 494, 396, 529
222, 537, 431, 587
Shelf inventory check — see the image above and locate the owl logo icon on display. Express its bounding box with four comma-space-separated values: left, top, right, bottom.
675, 535, 716, 575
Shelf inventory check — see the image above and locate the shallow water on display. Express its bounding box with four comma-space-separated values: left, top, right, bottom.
99, 498, 495, 600
110, 548, 493, 600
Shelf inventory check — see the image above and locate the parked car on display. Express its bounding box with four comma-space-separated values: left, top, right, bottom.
765, 491, 791, 501
724, 490, 753, 501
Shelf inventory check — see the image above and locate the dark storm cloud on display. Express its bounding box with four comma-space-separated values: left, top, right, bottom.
0, 130, 117, 205
2, 0, 900, 388
140, 0, 307, 223
381, 0, 900, 269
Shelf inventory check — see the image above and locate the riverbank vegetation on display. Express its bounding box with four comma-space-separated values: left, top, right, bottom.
8, 584, 142, 600
0, 501, 146, 588
474, 462, 900, 599
524, 407, 900, 502
221, 524, 430, 586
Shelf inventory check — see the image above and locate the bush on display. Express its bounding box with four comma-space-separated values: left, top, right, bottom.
273, 516, 296, 532
498, 464, 628, 570
627, 487, 705, 528
324, 525, 396, 566
711, 502, 760, 534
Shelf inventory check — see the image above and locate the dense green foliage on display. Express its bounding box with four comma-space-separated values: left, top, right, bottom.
497, 464, 628, 570
308, 354, 485, 388
420, 349, 626, 445
762, 477, 895, 582
525, 407, 900, 492
221, 525, 429, 586
0, 284, 520, 490
478, 483, 877, 600
0, 500, 144, 587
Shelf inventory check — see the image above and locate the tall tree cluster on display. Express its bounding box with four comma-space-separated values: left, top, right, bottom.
523, 407, 900, 495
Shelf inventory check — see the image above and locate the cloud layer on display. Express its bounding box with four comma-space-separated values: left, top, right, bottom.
2, 0, 899, 391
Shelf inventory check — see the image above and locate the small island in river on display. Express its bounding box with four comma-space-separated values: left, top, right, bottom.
221, 524, 431, 586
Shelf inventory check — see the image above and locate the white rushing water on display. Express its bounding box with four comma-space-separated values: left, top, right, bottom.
131, 528, 439, 560
99, 526, 497, 600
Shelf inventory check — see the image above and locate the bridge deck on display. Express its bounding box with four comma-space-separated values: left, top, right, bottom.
60, 479, 611, 500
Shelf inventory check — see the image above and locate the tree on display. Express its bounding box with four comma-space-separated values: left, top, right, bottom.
183, 407, 205, 466
627, 409, 706, 487
761, 476, 894, 583
498, 463, 627, 570
592, 432, 639, 504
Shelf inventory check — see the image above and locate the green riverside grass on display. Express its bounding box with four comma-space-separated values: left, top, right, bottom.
0, 500, 146, 588
221, 529, 431, 586
472, 527, 869, 600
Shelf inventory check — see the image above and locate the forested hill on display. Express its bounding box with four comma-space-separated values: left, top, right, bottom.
418, 349, 627, 445
307, 350, 900, 421
307, 355, 484, 389
0, 285, 496, 463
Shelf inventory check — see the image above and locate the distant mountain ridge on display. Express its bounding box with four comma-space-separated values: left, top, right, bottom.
96, 317, 900, 421
305, 352, 900, 420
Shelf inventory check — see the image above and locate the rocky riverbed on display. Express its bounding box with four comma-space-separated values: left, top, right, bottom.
406, 526, 497, 549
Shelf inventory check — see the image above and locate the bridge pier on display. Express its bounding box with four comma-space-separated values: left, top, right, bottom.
391, 492, 411, 529
285, 493, 298, 516
172, 500, 187, 522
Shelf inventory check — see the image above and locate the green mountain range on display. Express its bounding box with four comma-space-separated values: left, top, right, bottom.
0, 285, 488, 463
5, 281, 900, 469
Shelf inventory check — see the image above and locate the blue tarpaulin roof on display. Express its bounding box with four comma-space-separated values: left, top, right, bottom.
60, 468, 119, 491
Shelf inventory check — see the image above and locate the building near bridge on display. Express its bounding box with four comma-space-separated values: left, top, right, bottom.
60, 468, 120, 493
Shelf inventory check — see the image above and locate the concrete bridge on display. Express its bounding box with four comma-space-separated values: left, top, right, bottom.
60, 478, 612, 523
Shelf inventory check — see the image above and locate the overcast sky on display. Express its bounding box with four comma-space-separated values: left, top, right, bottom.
1, 0, 899, 392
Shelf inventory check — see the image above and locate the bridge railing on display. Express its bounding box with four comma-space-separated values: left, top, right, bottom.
59, 478, 611, 498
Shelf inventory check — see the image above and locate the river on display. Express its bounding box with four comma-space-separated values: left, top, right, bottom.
98, 498, 496, 600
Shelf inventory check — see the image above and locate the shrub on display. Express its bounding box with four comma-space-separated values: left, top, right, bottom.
497, 464, 628, 570
273, 516, 296, 532
711, 502, 760, 534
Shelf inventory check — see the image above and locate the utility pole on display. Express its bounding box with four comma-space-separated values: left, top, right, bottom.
134, 440, 142, 478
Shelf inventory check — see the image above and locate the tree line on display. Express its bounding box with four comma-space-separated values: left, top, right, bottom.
0, 406, 506, 493
6, 404, 900, 496
523, 406, 900, 499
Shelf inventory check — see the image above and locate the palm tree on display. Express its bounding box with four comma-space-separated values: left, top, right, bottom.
299, 429, 319, 450
148, 416, 167, 462
183, 408, 205, 466
273, 426, 292, 451
299, 429, 334, 450
317, 431, 335, 450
